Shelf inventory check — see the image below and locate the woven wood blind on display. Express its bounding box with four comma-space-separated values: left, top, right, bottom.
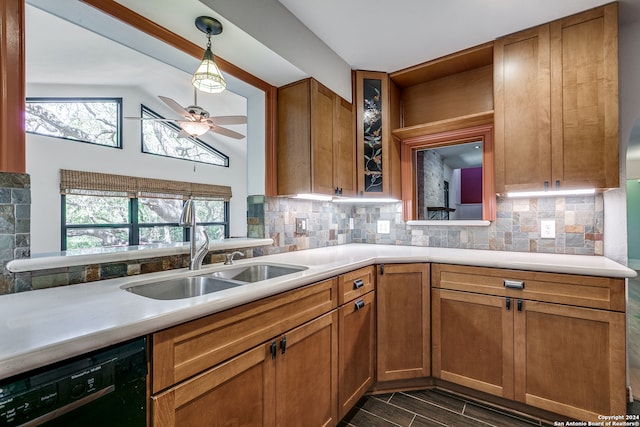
59, 169, 232, 201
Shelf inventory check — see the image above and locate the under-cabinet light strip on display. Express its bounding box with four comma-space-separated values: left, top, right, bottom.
506, 188, 596, 198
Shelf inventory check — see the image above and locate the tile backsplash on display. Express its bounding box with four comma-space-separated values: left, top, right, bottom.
1, 191, 604, 294
249, 194, 604, 256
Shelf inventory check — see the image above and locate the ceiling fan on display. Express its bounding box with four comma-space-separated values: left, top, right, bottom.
128, 91, 246, 139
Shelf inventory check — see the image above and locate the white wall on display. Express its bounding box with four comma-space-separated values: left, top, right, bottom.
604, 15, 640, 264
199, 0, 353, 101
26, 83, 248, 253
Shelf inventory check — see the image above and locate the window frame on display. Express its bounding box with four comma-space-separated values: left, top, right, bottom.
25, 97, 123, 148
140, 105, 230, 167
61, 195, 230, 250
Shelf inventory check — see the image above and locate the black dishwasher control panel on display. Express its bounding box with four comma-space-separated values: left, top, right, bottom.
0, 337, 146, 426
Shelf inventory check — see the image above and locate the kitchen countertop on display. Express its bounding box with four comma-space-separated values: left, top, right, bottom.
0, 243, 636, 380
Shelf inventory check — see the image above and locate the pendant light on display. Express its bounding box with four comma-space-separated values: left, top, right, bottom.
192, 16, 226, 94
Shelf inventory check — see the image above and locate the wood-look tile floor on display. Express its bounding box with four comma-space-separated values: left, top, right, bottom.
339, 389, 553, 427
340, 389, 640, 426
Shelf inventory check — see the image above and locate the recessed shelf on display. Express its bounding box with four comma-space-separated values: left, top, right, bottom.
391, 111, 494, 141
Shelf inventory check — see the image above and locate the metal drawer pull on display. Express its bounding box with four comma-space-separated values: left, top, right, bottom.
354, 299, 365, 310
503, 280, 525, 290
353, 279, 364, 289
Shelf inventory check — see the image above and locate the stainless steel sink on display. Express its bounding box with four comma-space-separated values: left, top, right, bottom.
125, 263, 307, 300
209, 263, 307, 283
125, 276, 244, 300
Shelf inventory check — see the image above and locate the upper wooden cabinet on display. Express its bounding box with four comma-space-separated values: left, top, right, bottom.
278, 78, 356, 197
355, 71, 402, 199
494, 3, 619, 193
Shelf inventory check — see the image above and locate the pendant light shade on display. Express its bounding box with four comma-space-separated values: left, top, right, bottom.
192, 16, 226, 94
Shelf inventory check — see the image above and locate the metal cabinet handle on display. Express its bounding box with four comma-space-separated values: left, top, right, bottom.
353, 279, 364, 289
270, 340, 277, 359
280, 336, 287, 355
354, 299, 365, 310
503, 280, 525, 290
517, 299, 523, 312
506, 298, 511, 311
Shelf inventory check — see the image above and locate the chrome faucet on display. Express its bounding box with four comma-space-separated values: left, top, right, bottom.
179, 199, 209, 270
224, 251, 244, 265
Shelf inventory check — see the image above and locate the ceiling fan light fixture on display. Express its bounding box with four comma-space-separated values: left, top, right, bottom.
179, 120, 210, 136
192, 16, 226, 94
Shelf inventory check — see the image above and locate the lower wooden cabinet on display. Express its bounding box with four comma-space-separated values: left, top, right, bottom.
152, 311, 338, 427
338, 291, 375, 418
376, 263, 430, 382
152, 344, 273, 426
432, 288, 513, 398
431, 263, 626, 421
273, 311, 339, 427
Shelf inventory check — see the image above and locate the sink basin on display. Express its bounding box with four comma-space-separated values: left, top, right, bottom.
125, 263, 307, 300
209, 263, 307, 283
125, 276, 244, 300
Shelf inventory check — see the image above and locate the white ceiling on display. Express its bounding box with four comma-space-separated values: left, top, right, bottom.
276, 0, 638, 73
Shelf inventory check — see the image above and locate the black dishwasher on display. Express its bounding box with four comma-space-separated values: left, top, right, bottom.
0, 337, 147, 427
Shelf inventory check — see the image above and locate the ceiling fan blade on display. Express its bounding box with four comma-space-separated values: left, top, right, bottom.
206, 115, 247, 125
158, 96, 191, 119
210, 125, 245, 140
124, 116, 177, 122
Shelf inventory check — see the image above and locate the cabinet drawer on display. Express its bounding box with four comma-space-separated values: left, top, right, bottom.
432, 263, 625, 311
338, 266, 375, 305
152, 278, 337, 393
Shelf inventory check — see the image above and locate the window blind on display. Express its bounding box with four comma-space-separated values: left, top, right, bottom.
59, 169, 232, 201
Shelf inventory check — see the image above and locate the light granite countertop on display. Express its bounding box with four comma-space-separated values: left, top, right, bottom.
0, 244, 635, 380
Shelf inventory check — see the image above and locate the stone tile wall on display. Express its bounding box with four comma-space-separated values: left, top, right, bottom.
261, 197, 353, 254
255, 194, 604, 256
0, 173, 31, 294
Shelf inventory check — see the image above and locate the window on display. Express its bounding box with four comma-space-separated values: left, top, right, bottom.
400, 124, 496, 222
60, 170, 231, 250
25, 98, 122, 147
141, 105, 229, 166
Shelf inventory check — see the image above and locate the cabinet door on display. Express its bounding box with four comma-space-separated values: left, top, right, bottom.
549, 4, 618, 189
376, 263, 430, 381
338, 291, 375, 418
432, 288, 514, 399
355, 71, 402, 199
277, 80, 312, 195
333, 95, 356, 196
494, 25, 552, 193
514, 299, 626, 420
311, 79, 336, 195
274, 311, 338, 427
152, 345, 275, 427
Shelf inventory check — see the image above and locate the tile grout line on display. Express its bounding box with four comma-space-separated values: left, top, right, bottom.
356, 407, 405, 427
